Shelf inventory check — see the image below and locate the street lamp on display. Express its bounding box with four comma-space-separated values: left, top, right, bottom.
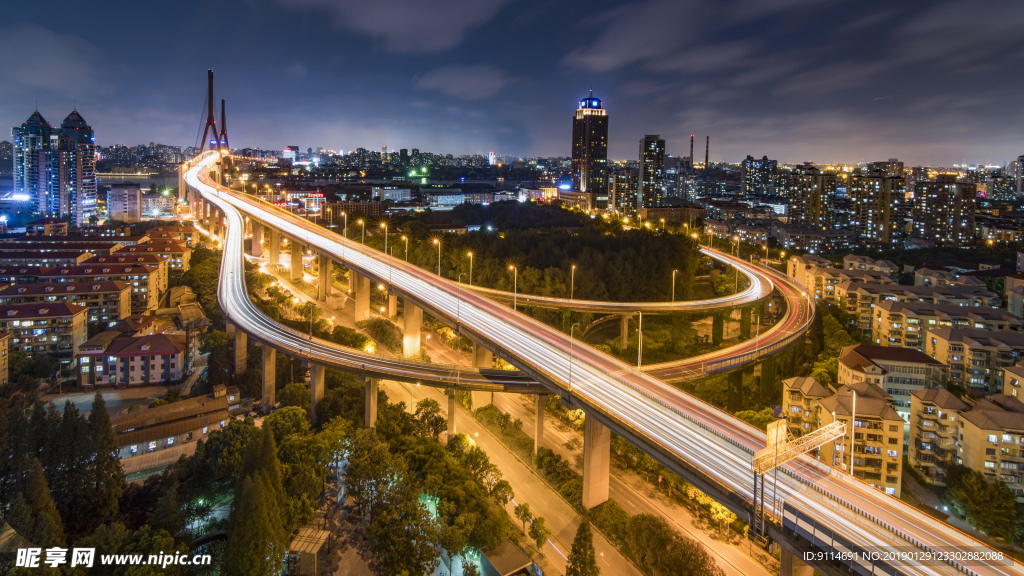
380, 222, 388, 255
433, 238, 441, 276
637, 311, 643, 368
509, 265, 518, 311
342, 211, 348, 239
467, 252, 474, 286
568, 322, 581, 393
671, 269, 678, 303
752, 313, 761, 353
358, 219, 365, 244
402, 235, 408, 260
570, 264, 576, 300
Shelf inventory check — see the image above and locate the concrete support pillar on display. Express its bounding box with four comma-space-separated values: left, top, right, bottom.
234, 326, 247, 377
268, 228, 280, 266
387, 293, 397, 319
403, 300, 422, 357
446, 390, 457, 441
310, 364, 325, 424
364, 378, 378, 428
291, 244, 304, 281
251, 221, 263, 258
780, 550, 814, 576
534, 394, 548, 454
262, 345, 276, 413
471, 390, 492, 410
473, 342, 493, 369
619, 314, 630, 350
352, 272, 371, 322
582, 415, 611, 510
317, 254, 331, 301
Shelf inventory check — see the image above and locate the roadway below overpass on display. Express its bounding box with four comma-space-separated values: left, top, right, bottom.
185, 152, 1018, 576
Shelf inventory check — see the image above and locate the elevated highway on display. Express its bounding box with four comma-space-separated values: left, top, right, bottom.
186, 153, 1018, 576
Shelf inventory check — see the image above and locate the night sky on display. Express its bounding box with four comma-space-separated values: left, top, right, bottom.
3, 0, 1023, 165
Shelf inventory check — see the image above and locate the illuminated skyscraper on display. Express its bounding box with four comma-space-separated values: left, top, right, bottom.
638, 134, 666, 209
49, 110, 97, 226
571, 93, 608, 209
741, 155, 777, 195
785, 163, 836, 229
847, 164, 906, 246
912, 175, 976, 248
12, 111, 54, 213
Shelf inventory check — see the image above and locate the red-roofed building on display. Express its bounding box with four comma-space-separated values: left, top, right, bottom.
116, 241, 190, 274
0, 281, 131, 326
39, 264, 161, 313
146, 225, 197, 247
0, 303, 88, 365
77, 333, 186, 388
0, 266, 44, 284
84, 254, 168, 294
0, 251, 93, 267
838, 344, 946, 420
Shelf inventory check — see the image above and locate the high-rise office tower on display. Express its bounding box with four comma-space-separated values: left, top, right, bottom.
870, 158, 904, 179
49, 110, 97, 226
847, 165, 906, 246
12, 111, 54, 213
785, 163, 836, 229
741, 155, 777, 195
638, 134, 666, 209
571, 93, 608, 209
912, 174, 976, 248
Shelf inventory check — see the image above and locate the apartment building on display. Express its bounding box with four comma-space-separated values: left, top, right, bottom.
837, 344, 945, 420
84, 254, 169, 294
0, 266, 44, 284
38, 264, 161, 313
1004, 363, 1024, 398
836, 282, 1001, 334
0, 251, 93, 267
782, 376, 833, 437
787, 255, 892, 303
843, 255, 899, 277
770, 222, 856, 253
818, 381, 905, 496
147, 227, 198, 247
77, 332, 187, 388
874, 301, 1022, 351
0, 281, 131, 326
115, 241, 190, 275
0, 303, 88, 365
915, 268, 986, 288
926, 327, 1024, 394
908, 388, 969, 487
958, 395, 1024, 501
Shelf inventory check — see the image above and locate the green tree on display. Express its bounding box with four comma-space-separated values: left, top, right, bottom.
527, 515, 551, 550
7, 457, 64, 548
365, 483, 440, 576
201, 330, 234, 388
223, 476, 288, 576
734, 407, 777, 431
565, 521, 600, 576
414, 398, 447, 440
514, 502, 532, 533
278, 382, 311, 413
84, 393, 124, 534
263, 405, 311, 445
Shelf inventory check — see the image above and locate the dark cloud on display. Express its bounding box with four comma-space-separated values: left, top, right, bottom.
414, 65, 514, 100
1, 0, 1022, 165
273, 0, 512, 52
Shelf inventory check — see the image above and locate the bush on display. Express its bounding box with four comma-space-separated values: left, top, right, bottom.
589, 500, 630, 545
558, 478, 584, 511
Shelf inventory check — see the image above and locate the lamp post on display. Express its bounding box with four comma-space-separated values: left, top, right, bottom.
752, 313, 761, 353
380, 222, 388, 255
570, 264, 576, 300
672, 269, 678, 303
433, 238, 441, 276
467, 252, 473, 286
732, 235, 740, 289
509, 265, 518, 311
342, 211, 348, 239
358, 219, 365, 244
568, 322, 581, 393
637, 311, 643, 368
402, 236, 408, 260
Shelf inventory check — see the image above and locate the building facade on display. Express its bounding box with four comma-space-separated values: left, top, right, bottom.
638, 135, 666, 209
570, 95, 609, 210
912, 175, 976, 248
0, 280, 131, 326
926, 327, 1024, 394
874, 301, 1021, 351
837, 344, 945, 420
908, 388, 968, 487
77, 333, 186, 388
0, 303, 88, 366
957, 395, 1024, 501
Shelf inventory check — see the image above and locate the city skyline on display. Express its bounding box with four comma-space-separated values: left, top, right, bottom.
3, 0, 1024, 166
